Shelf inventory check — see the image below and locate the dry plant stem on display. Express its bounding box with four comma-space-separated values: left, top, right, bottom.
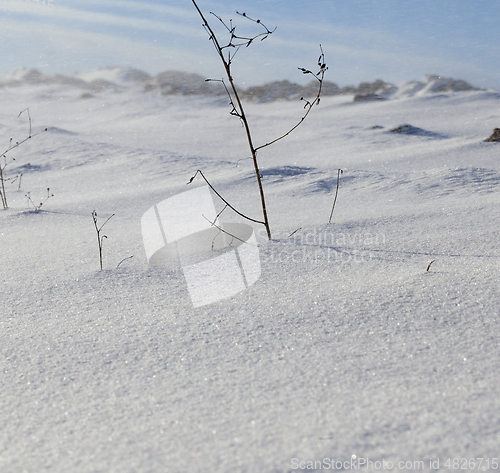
92, 211, 115, 271
201, 214, 249, 248
116, 256, 134, 269
188, 169, 265, 225
192, 1, 326, 239
288, 227, 302, 238
0, 167, 7, 208
329, 169, 343, 223
0, 107, 47, 208
26, 188, 54, 211
191, 0, 271, 240
255, 45, 327, 152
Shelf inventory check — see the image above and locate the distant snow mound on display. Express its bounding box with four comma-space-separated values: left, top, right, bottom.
0, 66, 485, 101
389, 124, 442, 138
241, 80, 306, 102
241, 78, 394, 103
355, 79, 397, 97
395, 74, 482, 98
0, 67, 44, 84
0, 66, 150, 92
0, 67, 86, 88
143, 71, 224, 96
74, 66, 151, 85
484, 128, 500, 142
353, 93, 385, 102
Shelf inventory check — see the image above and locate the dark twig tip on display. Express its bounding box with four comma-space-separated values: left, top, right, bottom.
328, 169, 343, 223
288, 227, 302, 238
116, 255, 134, 269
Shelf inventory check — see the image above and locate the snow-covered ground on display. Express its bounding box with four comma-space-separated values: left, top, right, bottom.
1, 69, 499, 472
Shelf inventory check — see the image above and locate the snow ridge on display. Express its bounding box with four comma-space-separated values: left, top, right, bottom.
0, 66, 485, 101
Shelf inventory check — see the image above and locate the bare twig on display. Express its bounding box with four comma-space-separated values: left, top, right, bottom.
192, 0, 272, 239
288, 227, 302, 238
255, 45, 328, 152
236, 156, 253, 166
188, 169, 265, 225
18, 108, 32, 137
116, 255, 134, 269
191, 1, 326, 240
201, 214, 252, 247
0, 108, 48, 209
205, 78, 241, 119
208, 10, 275, 50
328, 169, 343, 223
92, 210, 115, 271
426, 260, 436, 272
25, 188, 54, 212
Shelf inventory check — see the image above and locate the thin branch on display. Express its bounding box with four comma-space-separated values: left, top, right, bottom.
92, 211, 115, 270
116, 255, 134, 269
236, 156, 253, 166
255, 45, 327, 152
25, 187, 54, 212
188, 169, 265, 225
208, 11, 275, 50
202, 214, 254, 247
18, 108, 32, 137
1, 127, 47, 158
206, 78, 241, 118
0, 108, 47, 208
98, 213, 115, 232
0, 167, 7, 208
215, 203, 229, 221
236, 11, 274, 35
207, 205, 230, 249
192, 0, 272, 239
288, 227, 302, 238
329, 169, 343, 223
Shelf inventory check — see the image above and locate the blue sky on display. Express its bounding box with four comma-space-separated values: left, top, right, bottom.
1, 0, 500, 88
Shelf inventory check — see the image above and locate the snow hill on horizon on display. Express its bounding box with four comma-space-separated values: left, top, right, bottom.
1, 65, 500, 472
0, 66, 488, 102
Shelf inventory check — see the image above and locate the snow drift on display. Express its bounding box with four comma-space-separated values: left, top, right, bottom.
0, 67, 499, 473
0, 66, 483, 102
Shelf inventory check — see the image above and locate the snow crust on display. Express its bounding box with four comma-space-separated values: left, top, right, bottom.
0, 68, 499, 472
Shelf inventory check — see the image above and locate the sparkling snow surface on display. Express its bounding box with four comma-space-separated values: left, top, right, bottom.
1, 73, 500, 472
